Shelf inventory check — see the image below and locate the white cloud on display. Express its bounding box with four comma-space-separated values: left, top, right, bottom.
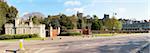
64, 0, 81, 6
65, 7, 84, 15
65, 7, 84, 13
22, 12, 29, 16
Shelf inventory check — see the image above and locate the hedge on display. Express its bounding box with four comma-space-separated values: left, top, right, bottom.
60, 32, 81, 36
0, 34, 39, 40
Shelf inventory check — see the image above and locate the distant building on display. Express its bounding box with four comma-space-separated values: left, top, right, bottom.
103, 14, 109, 20
4, 17, 46, 37
77, 11, 83, 18
122, 22, 150, 30
120, 19, 150, 33
77, 12, 84, 29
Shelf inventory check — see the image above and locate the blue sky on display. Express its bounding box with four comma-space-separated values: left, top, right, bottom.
7, 0, 149, 20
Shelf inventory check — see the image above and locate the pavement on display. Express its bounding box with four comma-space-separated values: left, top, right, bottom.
0, 33, 150, 53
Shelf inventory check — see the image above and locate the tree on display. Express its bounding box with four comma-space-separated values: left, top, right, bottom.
44, 15, 60, 29
32, 16, 40, 24
77, 19, 82, 29
0, 2, 18, 34
50, 16, 60, 28
91, 21, 100, 30
0, 2, 9, 31
6, 6, 18, 23
111, 16, 122, 30
60, 14, 77, 29
91, 15, 103, 30
69, 15, 77, 29
104, 16, 122, 30
44, 15, 52, 29
86, 16, 93, 29
77, 16, 86, 29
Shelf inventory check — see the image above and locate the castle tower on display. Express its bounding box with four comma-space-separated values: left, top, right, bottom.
103, 14, 109, 20
77, 11, 83, 18
15, 18, 20, 27
77, 11, 85, 29
29, 16, 33, 27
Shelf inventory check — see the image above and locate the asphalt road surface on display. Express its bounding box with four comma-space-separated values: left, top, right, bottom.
138, 44, 149, 53
0, 33, 149, 53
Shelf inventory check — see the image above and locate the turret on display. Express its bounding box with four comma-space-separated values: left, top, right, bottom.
77, 11, 83, 18
29, 16, 33, 27
15, 18, 20, 27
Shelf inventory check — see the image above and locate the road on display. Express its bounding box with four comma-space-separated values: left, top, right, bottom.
138, 44, 149, 53
0, 33, 149, 53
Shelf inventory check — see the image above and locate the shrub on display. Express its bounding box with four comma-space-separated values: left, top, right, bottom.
60, 32, 81, 36
0, 34, 39, 40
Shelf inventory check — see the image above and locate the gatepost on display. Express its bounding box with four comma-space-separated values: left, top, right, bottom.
50, 26, 53, 39
57, 27, 60, 35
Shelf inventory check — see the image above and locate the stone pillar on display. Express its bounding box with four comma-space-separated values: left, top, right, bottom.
50, 26, 53, 38
57, 27, 60, 35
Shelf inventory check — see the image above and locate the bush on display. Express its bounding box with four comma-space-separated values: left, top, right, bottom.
60, 32, 81, 36
0, 34, 39, 40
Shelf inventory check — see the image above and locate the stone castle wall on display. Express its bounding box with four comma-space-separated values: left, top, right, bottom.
4, 18, 46, 38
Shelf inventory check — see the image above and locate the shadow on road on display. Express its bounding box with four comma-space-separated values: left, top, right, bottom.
60, 41, 148, 53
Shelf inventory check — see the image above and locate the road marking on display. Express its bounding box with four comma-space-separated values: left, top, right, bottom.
34, 48, 45, 53
131, 42, 150, 53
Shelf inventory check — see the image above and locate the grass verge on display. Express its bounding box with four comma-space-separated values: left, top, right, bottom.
0, 37, 46, 42
94, 34, 115, 37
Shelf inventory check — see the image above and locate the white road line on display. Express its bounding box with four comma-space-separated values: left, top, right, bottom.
34, 48, 45, 53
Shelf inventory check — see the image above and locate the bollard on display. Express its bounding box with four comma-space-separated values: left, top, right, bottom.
19, 39, 25, 50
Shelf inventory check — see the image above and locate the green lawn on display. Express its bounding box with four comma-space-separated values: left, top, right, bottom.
94, 34, 115, 37
0, 37, 46, 42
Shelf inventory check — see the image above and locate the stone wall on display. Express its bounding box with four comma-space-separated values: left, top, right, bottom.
4, 18, 46, 38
